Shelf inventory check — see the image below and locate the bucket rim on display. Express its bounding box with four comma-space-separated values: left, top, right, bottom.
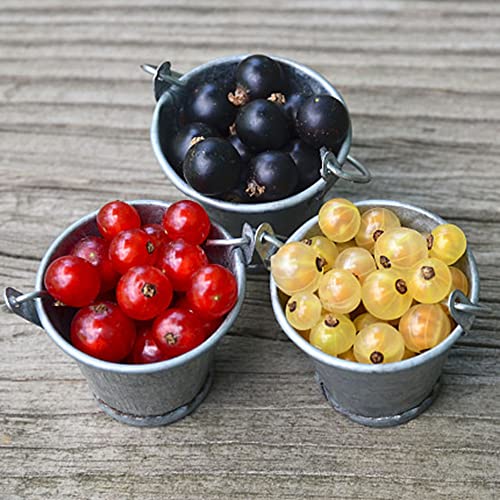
34, 199, 246, 374
270, 199, 480, 374
151, 53, 353, 214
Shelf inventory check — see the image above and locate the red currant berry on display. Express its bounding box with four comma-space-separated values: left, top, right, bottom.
96, 200, 141, 240
128, 323, 167, 364
186, 264, 238, 319
152, 308, 205, 358
116, 265, 173, 320
109, 228, 157, 275
142, 223, 169, 249
44, 255, 100, 307
71, 236, 119, 292
70, 301, 136, 362
175, 294, 223, 339
156, 239, 208, 291
162, 200, 210, 245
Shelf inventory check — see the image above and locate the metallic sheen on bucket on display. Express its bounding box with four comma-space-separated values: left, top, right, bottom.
149, 55, 371, 237
270, 200, 480, 427
6, 201, 246, 427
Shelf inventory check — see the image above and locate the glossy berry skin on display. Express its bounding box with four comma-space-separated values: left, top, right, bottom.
142, 224, 169, 249
175, 294, 223, 339
234, 54, 284, 100
429, 223, 467, 265
183, 137, 242, 195
184, 82, 236, 133
355, 207, 401, 252
309, 313, 356, 356
296, 95, 349, 149
354, 323, 405, 364
318, 269, 361, 314
235, 99, 290, 152
334, 247, 376, 283
336, 239, 357, 254
246, 151, 298, 202
374, 227, 428, 272
96, 200, 141, 241
318, 198, 361, 243
407, 257, 452, 304
44, 255, 100, 307
166, 122, 219, 172
186, 264, 238, 320
128, 324, 167, 364
353, 312, 379, 332
71, 236, 119, 292
402, 348, 416, 360
283, 92, 310, 122
70, 301, 136, 362
285, 291, 322, 331
109, 228, 157, 275
303, 236, 338, 271
152, 308, 205, 359
156, 239, 208, 292
449, 266, 469, 296
339, 348, 357, 362
162, 200, 211, 246
399, 304, 451, 353
116, 265, 173, 320
282, 139, 322, 190
271, 241, 323, 295
361, 269, 412, 321
228, 134, 252, 164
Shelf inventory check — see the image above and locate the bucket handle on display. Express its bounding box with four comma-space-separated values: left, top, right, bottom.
141, 62, 186, 102
205, 222, 284, 270
3, 288, 45, 327
313, 151, 372, 204
322, 151, 372, 185
448, 289, 491, 335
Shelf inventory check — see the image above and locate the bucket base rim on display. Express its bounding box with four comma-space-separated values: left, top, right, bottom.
317, 375, 441, 428
94, 369, 214, 427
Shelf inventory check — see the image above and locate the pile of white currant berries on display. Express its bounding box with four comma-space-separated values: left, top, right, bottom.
271, 199, 469, 364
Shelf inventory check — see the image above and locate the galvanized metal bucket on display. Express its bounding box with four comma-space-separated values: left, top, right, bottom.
268, 200, 488, 427
145, 55, 371, 237
4, 200, 246, 427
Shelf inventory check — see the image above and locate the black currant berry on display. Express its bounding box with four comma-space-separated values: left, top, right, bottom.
229, 54, 284, 105
235, 99, 290, 152
228, 134, 252, 164
246, 151, 298, 202
166, 122, 219, 172
282, 139, 321, 191
183, 137, 242, 195
283, 92, 310, 122
184, 82, 237, 133
295, 95, 349, 149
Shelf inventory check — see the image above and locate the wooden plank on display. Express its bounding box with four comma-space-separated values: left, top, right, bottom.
0, 336, 499, 499
0, 0, 499, 498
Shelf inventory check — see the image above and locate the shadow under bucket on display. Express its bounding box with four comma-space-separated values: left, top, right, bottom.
148, 55, 371, 238
270, 200, 482, 427
4, 201, 246, 427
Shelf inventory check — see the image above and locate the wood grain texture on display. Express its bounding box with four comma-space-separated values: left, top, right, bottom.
0, 1, 499, 499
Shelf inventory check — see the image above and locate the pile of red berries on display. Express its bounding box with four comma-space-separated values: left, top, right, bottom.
43, 200, 238, 363
167, 54, 349, 203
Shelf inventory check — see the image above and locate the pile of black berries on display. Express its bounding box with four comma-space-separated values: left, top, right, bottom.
166, 54, 350, 203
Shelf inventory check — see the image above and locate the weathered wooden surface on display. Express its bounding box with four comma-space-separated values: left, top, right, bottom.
0, 1, 499, 498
